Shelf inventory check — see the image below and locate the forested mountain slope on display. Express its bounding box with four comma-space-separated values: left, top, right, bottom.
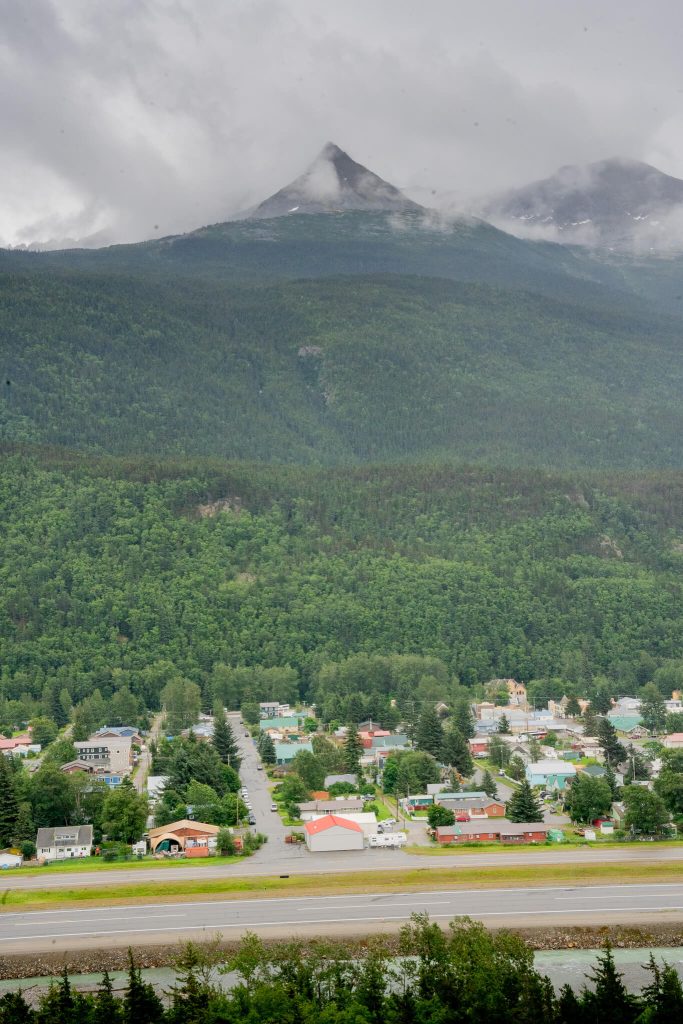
1, 453, 683, 721
2, 271, 683, 468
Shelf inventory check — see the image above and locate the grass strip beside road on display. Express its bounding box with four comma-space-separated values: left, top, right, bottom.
2, 861, 681, 913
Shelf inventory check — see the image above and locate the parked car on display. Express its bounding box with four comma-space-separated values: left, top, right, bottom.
248, 813, 256, 825
270, 803, 278, 811
257, 764, 263, 770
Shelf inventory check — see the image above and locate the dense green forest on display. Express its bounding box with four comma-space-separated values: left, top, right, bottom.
2, 452, 683, 729
2, 269, 683, 467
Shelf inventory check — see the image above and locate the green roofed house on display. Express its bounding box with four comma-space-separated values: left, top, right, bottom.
580, 764, 607, 778
260, 716, 301, 732
274, 741, 313, 765
607, 715, 648, 737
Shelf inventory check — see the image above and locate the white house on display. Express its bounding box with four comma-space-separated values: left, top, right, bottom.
307, 811, 378, 838
0, 851, 22, 868
304, 814, 365, 852
36, 824, 94, 862
663, 733, 683, 750
525, 759, 577, 791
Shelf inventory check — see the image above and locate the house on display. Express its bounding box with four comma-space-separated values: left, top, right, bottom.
324, 774, 358, 789
662, 733, 683, 750
0, 734, 40, 757
370, 734, 409, 751
500, 739, 533, 763
0, 851, 22, 868
579, 764, 607, 779
607, 716, 648, 738
274, 740, 313, 765
93, 726, 142, 744
147, 775, 169, 802
307, 811, 378, 837
36, 825, 93, 862
504, 679, 528, 706
611, 697, 641, 714
525, 760, 577, 791
59, 760, 126, 787
402, 794, 433, 813
436, 796, 506, 818
304, 814, 365, 852
74, 736, 133, 774
147, 819, 221, 855
299, 797, 364, 818
259, 701, 280, 719
260, 716, 301, 733
435, 821, 551, 844
357, 720, 383, 732
469, 737, 490, 757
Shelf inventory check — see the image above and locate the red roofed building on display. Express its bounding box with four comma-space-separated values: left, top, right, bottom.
304, 814, 365, 852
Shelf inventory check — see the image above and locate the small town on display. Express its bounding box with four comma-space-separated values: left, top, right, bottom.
3, 677, 681, 872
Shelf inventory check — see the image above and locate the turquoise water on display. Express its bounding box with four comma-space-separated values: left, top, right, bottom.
1, 948, 682, 997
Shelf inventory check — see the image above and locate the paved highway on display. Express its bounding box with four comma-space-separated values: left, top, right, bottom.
3, 884, 683, 953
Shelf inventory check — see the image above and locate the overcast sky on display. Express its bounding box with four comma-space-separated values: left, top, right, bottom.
3, 0, 683, 247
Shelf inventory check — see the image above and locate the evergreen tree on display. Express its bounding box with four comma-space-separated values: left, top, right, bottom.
414, 704, 444, 759
529, 736, 542, 761
122, 951, 164, 1024
452, 697, 475, 739
564, 775, 612, 824
581, 943, 636, 1024
343, 723, 363, 774
258, 731, 276, 765
597, 717, 626, 766
506, 779, 544, 823
0, 990, 36, 1023
0, 755, 19, 847
603, 763, 620, 800
480, 769, 498, 799
11, 801, 35, 848
497, 714, 511, 734
564, 694, 581, 717
507, 754, 527, 781
639, 683, 667, 735
639, 954, 683, 1022
92, 972, 122, 1024
212, 704, 241, 770
488, 735, 510, 769
441, 726, 473, 776
581, 706, 599, 737
623, 744, 651, 784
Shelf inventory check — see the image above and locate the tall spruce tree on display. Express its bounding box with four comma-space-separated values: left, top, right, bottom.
212, 704, 241, 770
639, 682, 667, 735
597, 717, 626, 766
581, 943, 636, 1024
414, 704, 444, 759
506, 779, 544, 823
481, 769, 498, 799
0, 754, 19, 847
452, 697, 475, 739
258, 731, 276, 765
344, 723, 363, 774
441, 726, 473, 776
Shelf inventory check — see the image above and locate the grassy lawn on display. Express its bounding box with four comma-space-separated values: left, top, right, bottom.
4, 854, 244, 877
3, 861, 682, 913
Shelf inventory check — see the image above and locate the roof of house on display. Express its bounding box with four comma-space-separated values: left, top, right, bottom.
607, 715, 644, 732
94, 726, 140, 738
304, 814, 363, 836
59, 759, 95, 773
36, 824, 93, 848
324, 774, 358, 787
435, 820, 550, 837
527, 760, 577, 775
299, 798, 364, 813
147, 819, 221, 838
274, 741, 313, 758
665, 733, 683, 742
580, 764, 607, 777
371, 734, 409, 749
260, 717, 301, 730
0, 735, 32, 750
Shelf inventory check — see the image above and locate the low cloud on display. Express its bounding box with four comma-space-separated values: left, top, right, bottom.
2, 1, 683, 248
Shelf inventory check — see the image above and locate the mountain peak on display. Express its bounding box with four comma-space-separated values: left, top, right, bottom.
249, 143, 424, 219
484, 156, 683, 250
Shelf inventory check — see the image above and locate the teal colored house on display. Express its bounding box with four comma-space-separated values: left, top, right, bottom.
274, 741, 313, 765
525, 760, 577, 792
260, 716, 301, 732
